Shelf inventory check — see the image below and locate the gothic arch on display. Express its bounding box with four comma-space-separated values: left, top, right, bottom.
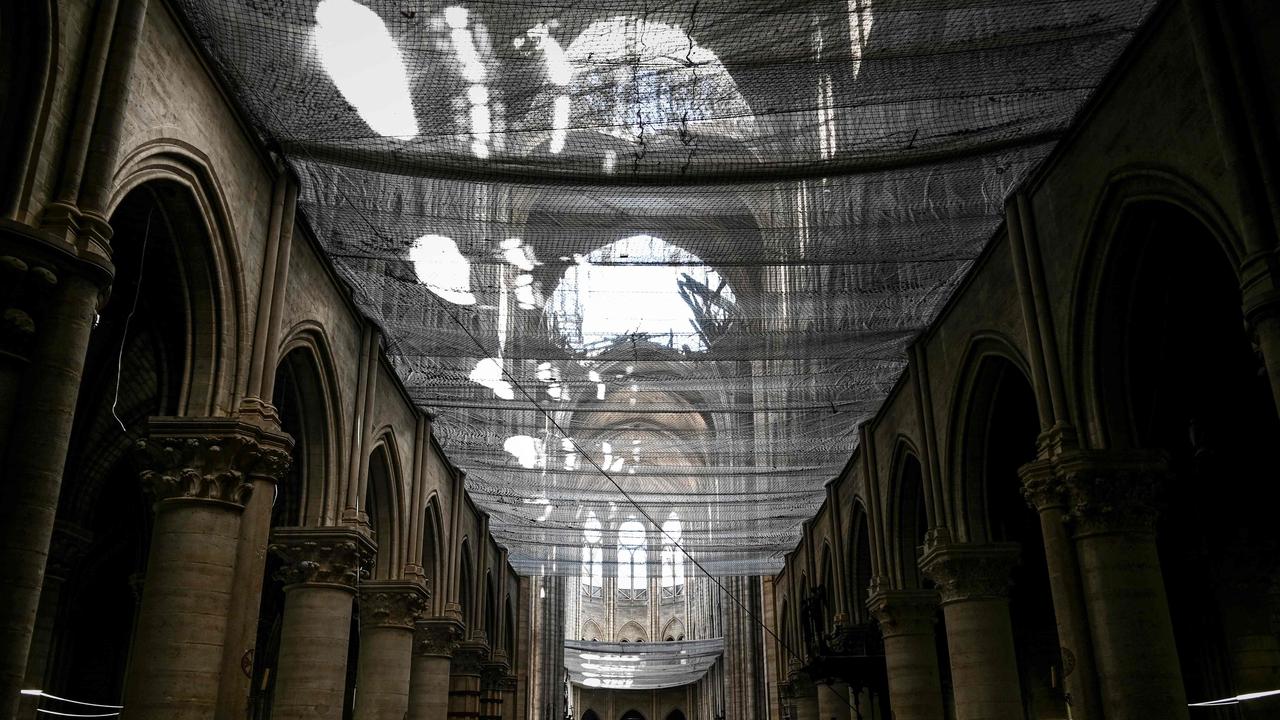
944, 333, 1034, 543
366, 436, 405, 580
661, 617, 685, 642
818, 542, 836, 634
1071, 167, 1244, 448
845, 499, 874, 623
458, 538, 475, 630
278, 322, 345, 524
616, 620, 647, 643
422, 493, 445, 611
582, 619, 604, 642
582, 710, 601, 720
885, 440, 929, 588
272, 340, 337, 527
108, 140, 247, 416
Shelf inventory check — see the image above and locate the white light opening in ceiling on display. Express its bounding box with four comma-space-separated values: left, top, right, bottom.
548, 235, 735, 353
313, 0, 417, 139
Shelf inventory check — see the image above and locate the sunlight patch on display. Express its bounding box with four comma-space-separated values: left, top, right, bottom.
314, 0, 417, 138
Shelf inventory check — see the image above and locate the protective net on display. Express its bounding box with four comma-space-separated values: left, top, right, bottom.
171, 0, 1156, 575
564, 639, 724, 691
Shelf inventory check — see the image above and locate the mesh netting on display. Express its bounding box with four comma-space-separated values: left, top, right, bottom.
565, 638, 724, 690
170, 0, 1155, 575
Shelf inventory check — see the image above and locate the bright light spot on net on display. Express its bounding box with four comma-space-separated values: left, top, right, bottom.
504, 435, 545, 469
444, 5, 468, 29
603, 150, 616, 174
528, 24, 572, 86
470, 358, 514, 399
548, 235, 735, 352
470, 102, 492, 136
452, 30, 486, 83
409, 234, 475, 305
314, 0, 417, 139
471, 140, 490, 159
549, 95, 571, 154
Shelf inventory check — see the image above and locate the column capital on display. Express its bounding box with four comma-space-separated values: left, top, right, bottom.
269, 526, 374, 590
498, 675, 518, 693
866, 589, 939, 637
481, 660, 510, 688
135, 416, 293, 509
0, 221, 114, 354
1018, 458, 1068, 512
920, 542, 1019, 604
1057, 449, 1167, 537
359, 581, 430, 629
450, 640, 490, 675
416, 615, 466, 657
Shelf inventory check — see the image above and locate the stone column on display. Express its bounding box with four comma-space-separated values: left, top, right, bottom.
1059, 450, 1188, 720
480, 659, 509, 720
354, 581, 429, 720
816, 681, 850, 720
268, 526, 375, 720
866, 590, 946, 720
785, 660, 820, 720
17, 523, 91, 720
1020, 458, 1103, 719
499, 675, 518, 720
409, 616, 464, 720
921, 542, 1022, 720
118, 419, 291, 720
0, 224, 112, 718
449, 642, 488, 720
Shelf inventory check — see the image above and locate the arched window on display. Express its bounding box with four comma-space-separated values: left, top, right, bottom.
660, 513, 684, 596
582, 513, 603, 597
617, 520, 647, 597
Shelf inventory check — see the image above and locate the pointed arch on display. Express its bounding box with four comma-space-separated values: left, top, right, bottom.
660, 617, 685, 642
458, 538, 475, 630
581, 619, 604, 642
845, 499, 874, 623
108, 140, 248, 415
945, 335, 1035, 543
278, 322, 346, 525
886, 440, 929, 588
422, 493, 445, 610
365, 435, 405, 579
616, 620, 647, 643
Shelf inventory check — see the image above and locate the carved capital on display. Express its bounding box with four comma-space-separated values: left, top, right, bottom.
135, 417, 293, 509
359, 581, 429, 629
920, 543, 1019, 604
416, 615, 466, 657
866, 589, 939, 637
498, 675, 518, 693
1058, 450, 1166, 537
481, 660, 510, 689
1019, 458, 1067, 512
269, 526, 374, 590
0, 220, 113, 361
451, 640, 490, 675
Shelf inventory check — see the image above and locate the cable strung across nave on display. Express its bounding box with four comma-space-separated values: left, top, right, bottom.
2, 1, 1279, 719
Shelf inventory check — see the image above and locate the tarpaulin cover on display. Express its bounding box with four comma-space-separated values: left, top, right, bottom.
170, 0, 1156, 575
565, 638, 725, 690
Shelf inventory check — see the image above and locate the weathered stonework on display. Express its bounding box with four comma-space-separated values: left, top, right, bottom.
417, 615, 466, 657
866, 590, 939, 637
919, 543, 1019, 604
269, 526, 375, 589
136, 416, 293, 508
1057, 449, 1167, 537
360, 581, 429, 629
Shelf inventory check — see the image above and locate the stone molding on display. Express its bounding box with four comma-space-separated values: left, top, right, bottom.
359, 581, 429, 629
920, 543, 1019, 604
1056, 449, 1167, 538
866, 589, 939, 637
451, 640, 490, 675
497, 675, 518, 693
269, 526, 375, 590
1018, 458, 1067, 512
416, 615, 466, 658
481, 660, 510, 689
135, 416, 294, 509
0, 220, 113, 361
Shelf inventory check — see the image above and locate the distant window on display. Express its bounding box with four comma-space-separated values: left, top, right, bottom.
617, 520, 648, 595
